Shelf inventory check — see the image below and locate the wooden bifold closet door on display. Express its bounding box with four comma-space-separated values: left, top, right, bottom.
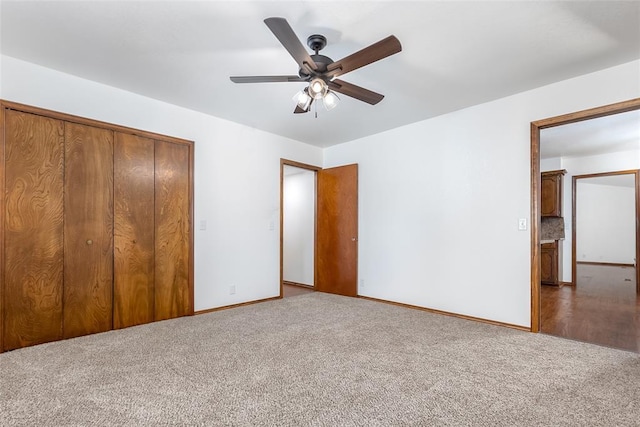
1, 101, 194, 352
155, 140, 191, 321
113, 133, 155, 329
3, 110, 65, 350
63, 122, 114, 339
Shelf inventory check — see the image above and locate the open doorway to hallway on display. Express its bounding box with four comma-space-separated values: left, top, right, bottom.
280, 159, 359, 298
281, 162, 318, 298
283, 283, 315, 298
540, 170, 638, 351
533, 101, 640, 352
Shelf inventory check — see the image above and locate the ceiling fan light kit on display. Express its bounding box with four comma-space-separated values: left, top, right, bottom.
308, 78, 327, 99
230, 17, 402, 115
322, 91, 340, 111
293, 88, 312, 111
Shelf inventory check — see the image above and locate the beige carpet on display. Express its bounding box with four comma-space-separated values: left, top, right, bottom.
1, 292, 639, 426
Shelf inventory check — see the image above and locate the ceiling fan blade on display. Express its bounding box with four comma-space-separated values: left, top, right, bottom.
327, 79, 384, 105
230, 75, 306, 83
264, 17, 318, 74
325, 35, 401, 79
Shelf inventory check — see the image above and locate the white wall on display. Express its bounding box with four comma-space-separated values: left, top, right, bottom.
0, 55, 323, 311
576, 181, 635, 265
324, 60, 640, 327
540, 158, 562, 171
3, 54, 639, 327
283, 167, 315, 285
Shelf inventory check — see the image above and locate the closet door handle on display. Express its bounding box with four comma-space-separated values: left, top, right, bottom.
86, 239, 93, 245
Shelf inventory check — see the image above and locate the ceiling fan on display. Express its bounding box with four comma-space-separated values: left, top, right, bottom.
230, 17, 402, 114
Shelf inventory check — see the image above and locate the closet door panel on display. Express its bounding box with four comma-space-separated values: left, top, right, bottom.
113, 132, 155, 329
155, 141, 191, 320
63, 122, 114, 339
3, 110, 64, 350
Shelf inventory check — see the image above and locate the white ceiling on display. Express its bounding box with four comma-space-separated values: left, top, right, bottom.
1, 1, 639, 147
541, 109, 640, 159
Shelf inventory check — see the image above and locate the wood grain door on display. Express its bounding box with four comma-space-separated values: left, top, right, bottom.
3, 110, 65, 350
113, 132, 155, 329
63, 122, 114, 339
155, 140, 192, 320
316, 164, 358, 296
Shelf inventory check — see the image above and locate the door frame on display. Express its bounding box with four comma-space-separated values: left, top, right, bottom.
571, 170, 640, 292
279, 159, 321, 298
530, 97, 640, 332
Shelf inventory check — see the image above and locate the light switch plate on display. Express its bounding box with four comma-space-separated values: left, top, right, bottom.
518, 218, 527, 231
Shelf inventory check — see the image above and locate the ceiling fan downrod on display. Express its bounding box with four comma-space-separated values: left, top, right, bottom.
307, 34, 327, 54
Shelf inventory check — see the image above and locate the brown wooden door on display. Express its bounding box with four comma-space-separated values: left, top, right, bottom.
3, 110, 65, 350
155, 140, 192, 320
113, 132, 155, 329
63, 122, 114, 339
316, 164, 358, 296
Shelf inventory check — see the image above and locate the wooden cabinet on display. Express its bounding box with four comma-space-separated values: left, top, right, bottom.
541, 170, 566, 217
540, 169, 565, 286
541, 242, 559, 285
1, 101, 194, 351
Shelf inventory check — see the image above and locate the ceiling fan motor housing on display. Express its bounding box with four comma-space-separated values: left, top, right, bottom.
298, 53, 333, 79
297, 34, 333, 79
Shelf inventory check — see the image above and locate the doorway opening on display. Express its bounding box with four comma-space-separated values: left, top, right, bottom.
531, 98, 640, 349
279, 159, 359, 298
572, 171, 638, 291
540, 170, 639, 351
280, 160, 319, 298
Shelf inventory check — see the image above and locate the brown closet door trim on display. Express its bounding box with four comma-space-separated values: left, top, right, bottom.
1, 100, 192, 146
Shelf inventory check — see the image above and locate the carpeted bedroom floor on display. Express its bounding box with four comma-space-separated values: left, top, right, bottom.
1, 292, 639, 426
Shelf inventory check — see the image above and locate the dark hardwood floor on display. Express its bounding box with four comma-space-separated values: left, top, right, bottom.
541, 264, 639, 352
283, 283, 314, 298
